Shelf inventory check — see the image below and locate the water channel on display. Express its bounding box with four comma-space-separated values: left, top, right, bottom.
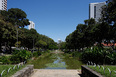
28, 50, 83, 69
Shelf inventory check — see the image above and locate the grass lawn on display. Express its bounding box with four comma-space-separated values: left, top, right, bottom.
89, 65, 116, 77
0, 65, 26, 77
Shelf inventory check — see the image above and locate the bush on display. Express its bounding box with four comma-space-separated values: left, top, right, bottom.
10, 55, 20, 64
81, 46, 116, 65
0, 50, 32, 64
105, 52, 116, 64
72, 51, 81, 57
0, 56, 11, 64
33, 51, 41, 57
10, 50, 32, 64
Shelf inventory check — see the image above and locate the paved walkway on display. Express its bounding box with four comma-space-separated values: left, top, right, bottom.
31, 69, 81, 77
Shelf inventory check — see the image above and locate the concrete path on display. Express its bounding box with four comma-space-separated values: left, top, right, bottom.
31, 69, 81, 77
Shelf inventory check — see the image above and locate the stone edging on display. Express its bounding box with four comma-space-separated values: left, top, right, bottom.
12, 65, 34, 77
81, 65, 103, 77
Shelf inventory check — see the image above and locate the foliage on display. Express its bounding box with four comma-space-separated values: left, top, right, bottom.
0, 14, 16, 52
27, 51, 83, 69
10, 50, 32, 64
0, 50, 32, 64
101, 0, 116, 45
19, 28, 38, 49
33, 51, 41, 57
18, 28, 58, 50
0, 8, 57, 52
101, 0, 116, 26
0, 56, 11, 64
48, 44, 58, 50
15, 41, 21, 47
1, 8, 30, 27
0, 8, 29, 53
0, 65, 26, 77
72, 51, 82, 58
65, 18, 111, 50
89, 65, 116, 77
58, 42, 66, 50
81, 46, 116, 65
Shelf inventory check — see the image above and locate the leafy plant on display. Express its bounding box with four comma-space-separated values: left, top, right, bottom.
0, 56, 11, 64
81, 46, 116, 65
0, 50, 32, 64
33, 51, 41, 57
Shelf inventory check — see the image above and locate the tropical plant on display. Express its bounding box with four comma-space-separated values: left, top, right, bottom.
10, 50, 32, 64
0, 56, 11, 64
81, 46, 116, 65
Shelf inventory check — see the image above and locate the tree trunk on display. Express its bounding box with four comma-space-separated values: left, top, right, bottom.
0, 42, 2, 52
38, 47, 39, 51
9, 45, 12, 53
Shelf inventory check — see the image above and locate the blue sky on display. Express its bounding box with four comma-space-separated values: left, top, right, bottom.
7, 0, 106, 42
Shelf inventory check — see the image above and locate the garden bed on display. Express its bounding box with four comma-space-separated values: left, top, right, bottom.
81, 65, 116, 77
89, 65, 116, 77
0, 64, 26, 77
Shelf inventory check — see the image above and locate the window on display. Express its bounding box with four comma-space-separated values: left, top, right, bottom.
94, 6, 96, 18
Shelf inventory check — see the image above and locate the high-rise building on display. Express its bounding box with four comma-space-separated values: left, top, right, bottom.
0, 0, 7, 11
89, 2, 106, 22
28, 21, 35, 30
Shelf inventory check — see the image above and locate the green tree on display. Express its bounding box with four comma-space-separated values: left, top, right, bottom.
0, 14, 16, 52
101, 0, 116, 47
0, 8, 30, 52
19, 28, 38, 49
36, 40, 47, 49
92, 22, 111, 46
7, 8, 30, 27
102, 0, 116, 26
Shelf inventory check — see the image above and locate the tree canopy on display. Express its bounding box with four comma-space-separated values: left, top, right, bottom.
65, 18, 111, 50
0, 8, 57, 53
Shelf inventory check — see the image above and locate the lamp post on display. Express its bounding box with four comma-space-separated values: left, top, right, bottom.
15, 23, 19, 49
17, 26, 18, 48
33, 38, 34, 52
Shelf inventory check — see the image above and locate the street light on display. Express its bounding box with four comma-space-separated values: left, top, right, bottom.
33, 38, 34, 52
15, 25, 19, 49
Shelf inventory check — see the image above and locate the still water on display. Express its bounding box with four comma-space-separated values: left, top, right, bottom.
28, 51, 83, 69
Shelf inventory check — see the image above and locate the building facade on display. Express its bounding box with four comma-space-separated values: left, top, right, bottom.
0, 0, 7, 11
28, 21, 35, 30
89, 2, 106, 22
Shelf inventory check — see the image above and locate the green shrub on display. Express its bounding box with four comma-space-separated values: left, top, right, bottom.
0, 50, 32, 64
105, 52, 116, 64
81, 46, 116, 65
33, 51, 41, 57
45, 49, 51, 53
72, 51, 81, 57
10, 55, 20, 64
0, 56, 11, 64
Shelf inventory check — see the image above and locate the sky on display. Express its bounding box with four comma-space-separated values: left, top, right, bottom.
7, 0, 106, 42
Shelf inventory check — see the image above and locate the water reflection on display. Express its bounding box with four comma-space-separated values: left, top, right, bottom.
28, 52, 83, 69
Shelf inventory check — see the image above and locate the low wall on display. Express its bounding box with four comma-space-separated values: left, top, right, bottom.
81, 65, 103, 77
12, 65, 34, 77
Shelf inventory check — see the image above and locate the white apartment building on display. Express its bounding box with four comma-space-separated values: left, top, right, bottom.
0, 0, 7, 11
89, 2, 106, 22
28, 21, 35, 30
